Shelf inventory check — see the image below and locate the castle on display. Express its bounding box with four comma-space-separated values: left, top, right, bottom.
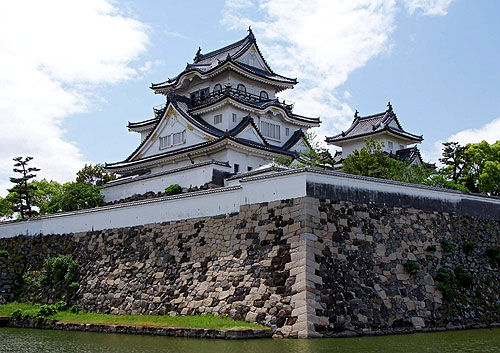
102, 29, 425, 202
102, 29, 319, 202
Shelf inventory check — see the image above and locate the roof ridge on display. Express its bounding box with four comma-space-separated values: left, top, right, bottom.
194, 33, 254, 63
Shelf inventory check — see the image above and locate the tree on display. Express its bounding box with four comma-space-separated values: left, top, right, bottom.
439, 142, 467, 183
342, 139, 404, 179
45, 182, 103, 213
76, 163, 116, 187
8, 157, 40, 219
30, 179, 64, 215
0, 197, 13, 219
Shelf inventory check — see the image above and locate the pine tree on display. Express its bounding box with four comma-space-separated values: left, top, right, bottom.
8, 157, 40, 219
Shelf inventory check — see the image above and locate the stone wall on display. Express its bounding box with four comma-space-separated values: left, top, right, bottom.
0, 196, 499, 338
0, 253, 21, 303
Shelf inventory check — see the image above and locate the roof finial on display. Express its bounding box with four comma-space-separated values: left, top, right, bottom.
387, 101, 392, 111
248, 25, 255, 39
354, 110, 359, 118
193, 46, 202, 62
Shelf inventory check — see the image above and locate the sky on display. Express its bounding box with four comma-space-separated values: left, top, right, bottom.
0, 0, 499, 195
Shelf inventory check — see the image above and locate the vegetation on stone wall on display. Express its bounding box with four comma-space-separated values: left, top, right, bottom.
165, 184, 183, 196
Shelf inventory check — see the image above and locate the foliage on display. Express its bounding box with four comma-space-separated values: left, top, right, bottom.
45, 182, 103, 213
0, 250, 8, 257
70, 305, 80, 314
403, 261, 420, 276
294, 131, 335, 169
0, 197, 13, 219
463, 241, 476, 256
441, 240, 453, 253
29, 179, 64, 215
165, 184, 183, 196
453, 266, 473, 288
425, 245, 437, 252
43, 254, 79, 286
343, 139, 402, 179
37, 304, 58, 317
76, 163, 116, 187
485, 246, 500, 266
423, 174, 470, 192
8, 156, 40, 219
69, 282, 80, 291
439, 140, 500, 195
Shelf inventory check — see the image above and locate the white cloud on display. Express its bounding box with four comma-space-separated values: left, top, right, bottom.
422, 117, 500, 164
222, 0, 397, 147
0, 0, 149, 196
403, 0, 454, 16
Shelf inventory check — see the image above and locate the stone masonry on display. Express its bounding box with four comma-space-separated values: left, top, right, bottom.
0, 196, 499, 338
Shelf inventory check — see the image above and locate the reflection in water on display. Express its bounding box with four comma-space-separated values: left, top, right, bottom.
0, 327, 499, 353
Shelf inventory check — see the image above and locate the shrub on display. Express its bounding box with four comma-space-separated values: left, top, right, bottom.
43, 254, 79, 285
55, 300, 68, 311
403, 261, 420, 275
165, 184, 182, 196
11, 309, 23, 320
37, 304, 57, 318
463, 241, 476, 256
0, 250, 8, 257
485, 246, 500, 266
438, 283, 454, 301
70, 305, 80, 314
454, 266, 473, 288
425, 245, 437, 252
69, 282, 80, 291
441, 240, 453, 253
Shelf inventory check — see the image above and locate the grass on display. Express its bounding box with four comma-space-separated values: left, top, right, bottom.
0, 303, 268, 331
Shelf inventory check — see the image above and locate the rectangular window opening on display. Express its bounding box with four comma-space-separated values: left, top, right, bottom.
214, 114, 222, 125
234, 163, 240, 173
260, 121, 280, 140
285, 127, 289, 137
247, 166, 252, 171
232, 113, 237, 123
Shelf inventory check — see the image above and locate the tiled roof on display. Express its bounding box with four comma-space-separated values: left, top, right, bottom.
326, 104, 423, 144
151, 29, 297, 90
394, 146, 422, 164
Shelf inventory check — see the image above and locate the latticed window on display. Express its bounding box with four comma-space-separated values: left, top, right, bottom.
261, 121, 280, 140
214, 114, 222, 124
213, 84, 222, 92
260, 91, 269, 100
237, 84, 246, 93
159, 131, 185, 149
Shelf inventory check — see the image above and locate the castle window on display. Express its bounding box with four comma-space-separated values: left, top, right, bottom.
388, 141, 393, 150
261, 120, 280, 140
234, 164, 240, 173
159, 131, 185, 149
237, 84, 246, 93
214, 114, 222, 125
159, 135, 171, 149
232, 113, 237, 122
247, 166, 253, 171
259, 91, 269, 100
172, 131, 185, 146
285, 127, 289, 136
213, 84, 222, 92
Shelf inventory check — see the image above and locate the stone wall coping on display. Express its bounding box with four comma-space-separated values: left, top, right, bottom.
0, 185, 242, 225
238, 167, 500, 203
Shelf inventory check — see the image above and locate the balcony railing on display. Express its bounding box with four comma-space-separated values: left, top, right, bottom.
190, 87, 294, 112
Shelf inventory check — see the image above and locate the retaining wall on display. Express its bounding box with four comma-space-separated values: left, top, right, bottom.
0, 170, 499, 337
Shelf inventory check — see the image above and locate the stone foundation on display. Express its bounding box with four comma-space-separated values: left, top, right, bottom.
0, 196, 499, 338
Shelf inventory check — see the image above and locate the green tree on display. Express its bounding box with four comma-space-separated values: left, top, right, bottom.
342, 139, 405, 179
8, 157, 40, 219
0, 196, 13, 219
76, 163, 116, 186
30, 179, 64, 215
439, 142, 467, 183
45, 182, 103, 213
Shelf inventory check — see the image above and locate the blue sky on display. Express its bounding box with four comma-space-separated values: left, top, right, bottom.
1, 0, 499, 194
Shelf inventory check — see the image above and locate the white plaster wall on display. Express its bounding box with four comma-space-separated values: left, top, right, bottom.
211, 148, 273, 173
101, 164, 231, 202
2, 169, 500, 239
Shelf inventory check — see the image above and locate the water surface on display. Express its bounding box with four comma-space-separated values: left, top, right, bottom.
0, 327, 499, 353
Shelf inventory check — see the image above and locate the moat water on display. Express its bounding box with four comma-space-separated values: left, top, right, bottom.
0, 327, 499, 352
